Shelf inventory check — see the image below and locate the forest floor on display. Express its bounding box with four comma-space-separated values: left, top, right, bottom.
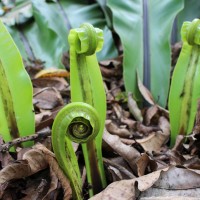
1, 43, 200, 200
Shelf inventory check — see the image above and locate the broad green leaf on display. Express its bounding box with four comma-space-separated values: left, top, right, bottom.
27, 0, 68, 68
107, 0, 184, 107
60, 0, 118, 61
6, 26, 29, 61
0, 20, 35, 144
4, 0, 117, 67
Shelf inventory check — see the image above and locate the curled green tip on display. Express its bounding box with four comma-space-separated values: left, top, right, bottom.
68, 23, 103, 55
182, 18, 200, 46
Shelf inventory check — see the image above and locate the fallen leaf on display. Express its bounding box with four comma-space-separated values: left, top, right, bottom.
35, 111, 52, 127
21, 178, 49, 200
128, 92, 143, 122
103, 158, 135, 181
136, 153, 157, 176
140, 166, 200, 198
106, 120, 131, 138
103, 129, 140, 173
32, 77, 69, 92
137, 74, 169, 115
137, 73, 155, 105
34, 68, 69, 79
136, 117, 170, 152
0, 160, 31, 185
34, 144, 72, 200
42, 167, 59, 200
144, 105, 159, 126
33, 87, 64, 110
23, 148, 48, 174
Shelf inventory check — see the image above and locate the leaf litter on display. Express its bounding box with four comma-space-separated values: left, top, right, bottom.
1, 48, 200, 199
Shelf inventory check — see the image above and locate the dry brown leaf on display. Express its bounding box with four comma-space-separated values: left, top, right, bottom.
104, 158, 135, 181
132, 122, 161, 135
0, 160, 31, 185
137, 74, 169, 116
33, 87, 64, 110
35, 111, 52, 127
137, 73, 155, 105
34, 68, 69, 79
0, 147, 48, 187
144, 105, 159, 126
128, 92, 143, 122
0, 145, 65, 199
21, 178, 49, 200
136, 153, 157, 176
23, 149, 48, 174
136, 117, 170, 152
34, 144, 72, 200
112, 103, 123, 119
110, 81, 122, 98
42, 167, 59, 200
89, 167, 169, 200
106, 120, 131, 138
140, 166, 200, 198
103, 129, 140, 173
121, 117, 135, 129
32, 77, 69, 92
91, 166, 200, 200
100, 66, 121, 78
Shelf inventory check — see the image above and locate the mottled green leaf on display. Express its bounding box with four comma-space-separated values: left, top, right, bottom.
0, 20, 35, 144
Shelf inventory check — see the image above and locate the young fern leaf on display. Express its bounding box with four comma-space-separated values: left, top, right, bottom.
52, 23, 106, 199
0, 20, 35, 146
169, 19, 200, 145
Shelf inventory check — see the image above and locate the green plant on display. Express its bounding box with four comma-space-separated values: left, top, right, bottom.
0, 0, 117, 68
0, 19, 35, 146
168, 18, 200, 145
52, 23, 106, 199
2, 1, 196, 109
105, 0, 184, 107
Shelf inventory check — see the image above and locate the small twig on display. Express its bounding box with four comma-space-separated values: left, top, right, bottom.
0, 129, 51, 152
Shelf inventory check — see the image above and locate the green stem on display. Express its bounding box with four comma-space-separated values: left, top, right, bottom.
69, 23, 107, 196
52, 23, 106, 199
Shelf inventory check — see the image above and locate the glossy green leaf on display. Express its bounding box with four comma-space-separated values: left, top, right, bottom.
27, 0, 68, 68
59, 0, 118, 61
6, 26, 29, 61
3, 0, 117, 68
0, 19, 35, 144
107, 0, 184, 107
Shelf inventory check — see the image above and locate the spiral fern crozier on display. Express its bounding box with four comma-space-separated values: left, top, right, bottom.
54, 102, 100, 143
52, 23, 106, 199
